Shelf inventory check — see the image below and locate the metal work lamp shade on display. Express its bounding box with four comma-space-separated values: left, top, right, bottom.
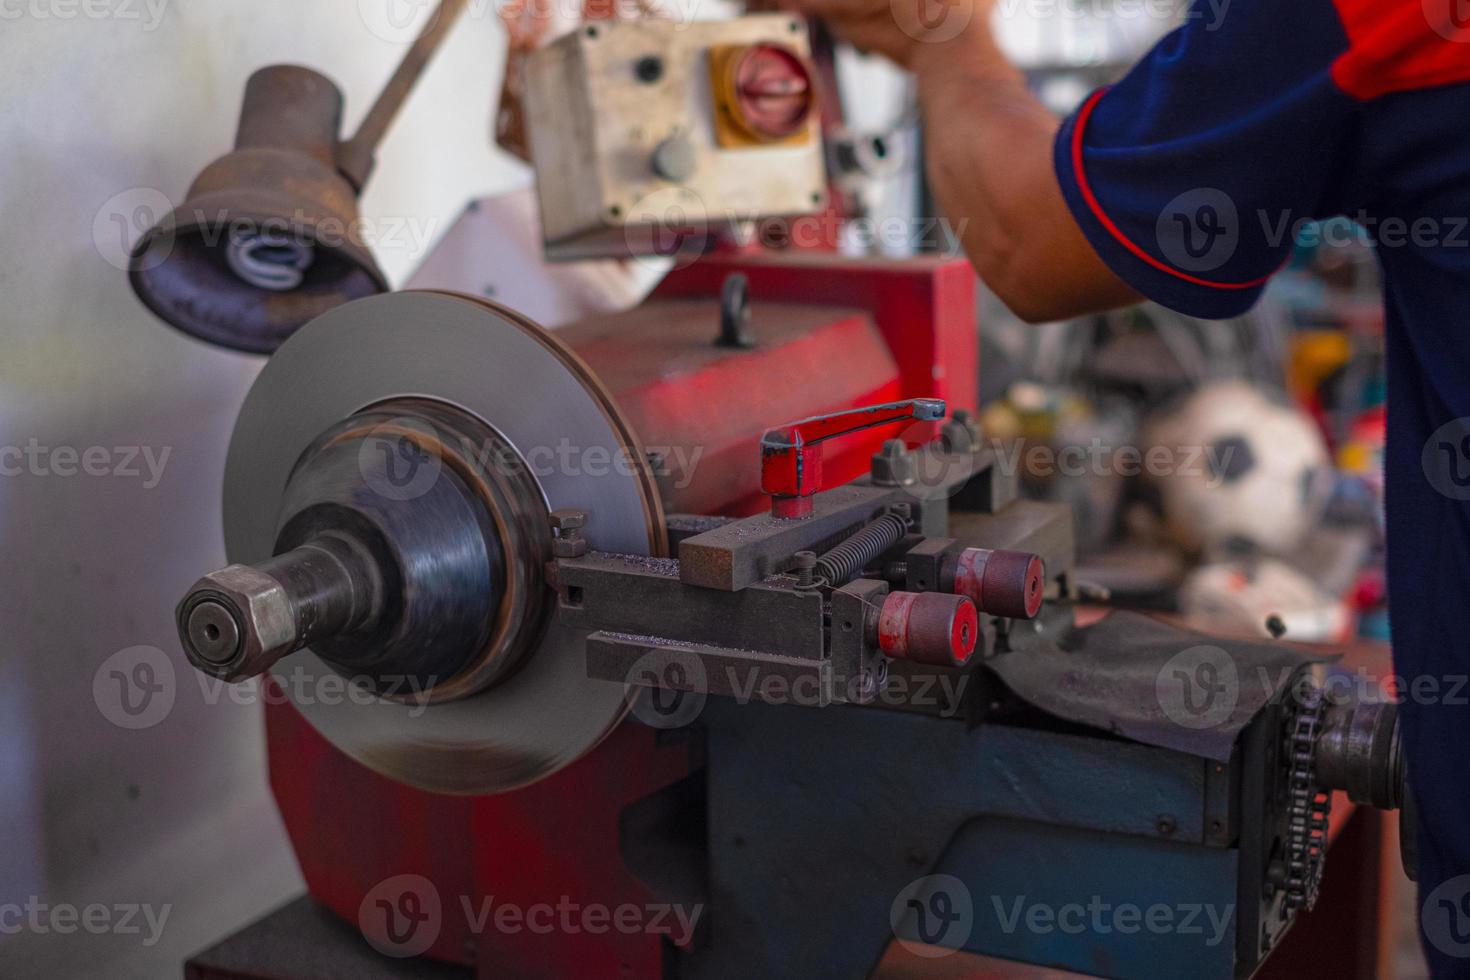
129, 66, 388, 354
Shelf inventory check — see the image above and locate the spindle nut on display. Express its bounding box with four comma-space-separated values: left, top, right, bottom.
176, 565, 296, 682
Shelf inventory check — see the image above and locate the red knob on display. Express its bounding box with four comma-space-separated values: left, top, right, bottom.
950, 548, 1045, 620
877, 591, 977, 667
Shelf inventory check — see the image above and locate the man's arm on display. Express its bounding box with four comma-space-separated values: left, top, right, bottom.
779, 2, 1140, 321
914, 30, 1141, 321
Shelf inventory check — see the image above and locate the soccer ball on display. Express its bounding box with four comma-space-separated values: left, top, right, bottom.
1143, 380, 1332, 555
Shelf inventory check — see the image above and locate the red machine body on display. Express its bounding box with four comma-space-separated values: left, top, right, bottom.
261, 252, 979, 977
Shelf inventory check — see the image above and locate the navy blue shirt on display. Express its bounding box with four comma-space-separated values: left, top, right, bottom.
1053, 1, 1470, 970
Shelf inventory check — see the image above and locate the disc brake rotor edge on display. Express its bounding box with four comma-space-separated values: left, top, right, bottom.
221, 290, 665, 794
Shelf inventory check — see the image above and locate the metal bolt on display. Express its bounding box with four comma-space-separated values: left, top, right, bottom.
716, 273, 754, 349
792, 551, 817, 589
870, 439, 916, 487
551, 509, 589, 558
941, 408, 981, 454
1155, 815, 1177, 837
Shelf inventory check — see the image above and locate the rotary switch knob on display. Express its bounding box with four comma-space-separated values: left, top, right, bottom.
712, 42, 817, 145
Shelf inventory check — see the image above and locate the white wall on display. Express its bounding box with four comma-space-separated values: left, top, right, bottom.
0, 3, 522, 976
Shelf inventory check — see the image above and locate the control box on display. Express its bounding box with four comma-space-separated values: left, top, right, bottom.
525, 15, 828, 260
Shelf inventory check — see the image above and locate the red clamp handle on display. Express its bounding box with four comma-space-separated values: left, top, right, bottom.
759, 398, 945, 519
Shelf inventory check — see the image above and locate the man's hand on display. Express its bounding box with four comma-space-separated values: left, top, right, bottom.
775, 0, 1141, 322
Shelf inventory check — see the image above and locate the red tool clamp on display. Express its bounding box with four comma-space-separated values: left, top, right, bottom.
759, 398, 945, 519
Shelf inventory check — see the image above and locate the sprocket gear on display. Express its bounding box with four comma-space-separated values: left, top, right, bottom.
1283, 673, 1333, 911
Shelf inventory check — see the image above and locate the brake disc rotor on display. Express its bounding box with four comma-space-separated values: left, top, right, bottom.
222, 290, 665, 794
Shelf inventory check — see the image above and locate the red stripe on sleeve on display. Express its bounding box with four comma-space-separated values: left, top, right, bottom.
1068, 90, 1275, 292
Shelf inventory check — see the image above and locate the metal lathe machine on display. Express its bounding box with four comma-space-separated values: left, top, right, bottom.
131, 9, 1413, 979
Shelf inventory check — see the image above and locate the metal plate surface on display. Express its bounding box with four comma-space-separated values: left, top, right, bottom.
222, 290, 663, 794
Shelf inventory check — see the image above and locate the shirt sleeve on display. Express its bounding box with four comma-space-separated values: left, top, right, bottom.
1053, 0, 1361, 319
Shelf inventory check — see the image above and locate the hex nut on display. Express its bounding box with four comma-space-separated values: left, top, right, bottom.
176, 564, 297, 682
870, 439, 916, 487
941, 409, 982, 454
552, 537, 590, 559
